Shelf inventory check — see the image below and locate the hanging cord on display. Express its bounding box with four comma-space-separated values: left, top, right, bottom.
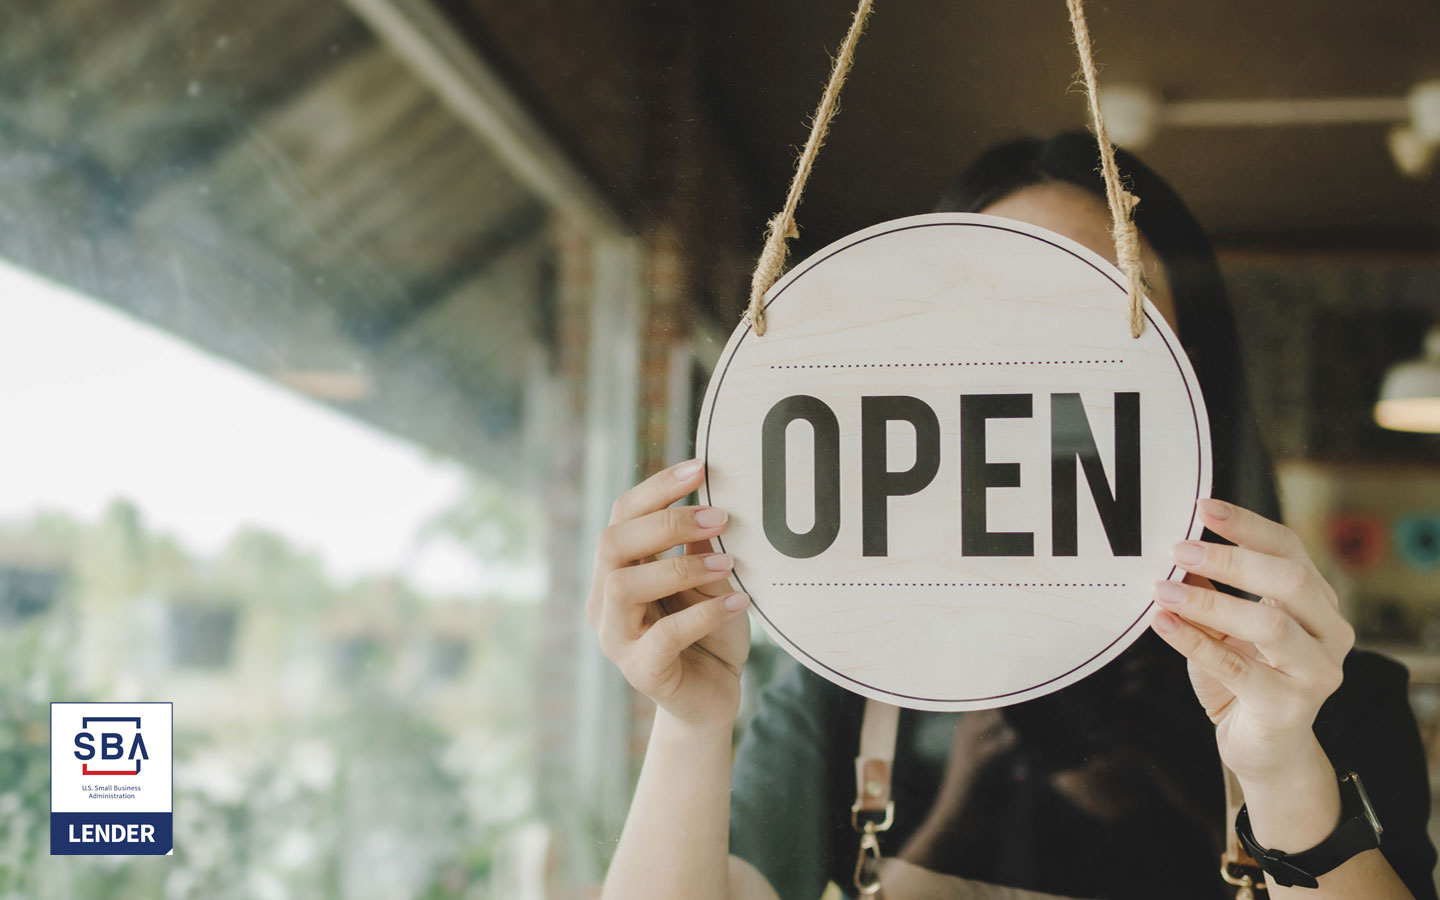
745, 0, 1144, 339
1065, 0, 1146, 338
744, 0, 875, 336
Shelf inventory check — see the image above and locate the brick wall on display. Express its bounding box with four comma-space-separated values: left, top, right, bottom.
535, 217, 594, 824
478, 1, 762, 883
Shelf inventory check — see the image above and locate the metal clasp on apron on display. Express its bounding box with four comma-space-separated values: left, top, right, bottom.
1221, 766, 1268, 900
1221, 861, 1268, 900
852, 799, 894, 895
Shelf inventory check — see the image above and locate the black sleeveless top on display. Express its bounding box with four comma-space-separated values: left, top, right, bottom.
730, 635, 1437, 900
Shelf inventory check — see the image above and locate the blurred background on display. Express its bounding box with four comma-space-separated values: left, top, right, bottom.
0, 1, 1436, 897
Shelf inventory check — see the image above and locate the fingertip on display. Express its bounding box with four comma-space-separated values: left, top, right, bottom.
723, 592, 750, 612
1171, 541, 1206, 567
1197, 497, 1232, 521
673, 458, 703, 482
695, 507, 728, 529
1153, 579, 1185, 607
1152, 609, 1179, 635
701, 553, 734, 572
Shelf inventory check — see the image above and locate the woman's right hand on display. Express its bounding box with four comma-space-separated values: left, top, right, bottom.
587, 459, 751, 733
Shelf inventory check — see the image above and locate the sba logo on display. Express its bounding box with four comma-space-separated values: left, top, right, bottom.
74, 716, 148, 776
51, 702, 172, 855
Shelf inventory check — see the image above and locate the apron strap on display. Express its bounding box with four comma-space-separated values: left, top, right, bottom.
853, 699, 901, 895
855, 698, 1266, 898
855, 699, 901, 820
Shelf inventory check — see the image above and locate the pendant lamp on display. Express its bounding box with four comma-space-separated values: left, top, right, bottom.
1375, 325, 1440, 433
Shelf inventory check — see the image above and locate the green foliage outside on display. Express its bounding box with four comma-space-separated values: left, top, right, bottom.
0, 486, 540, 900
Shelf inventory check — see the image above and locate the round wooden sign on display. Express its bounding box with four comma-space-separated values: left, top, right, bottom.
698, 213, 1212, 711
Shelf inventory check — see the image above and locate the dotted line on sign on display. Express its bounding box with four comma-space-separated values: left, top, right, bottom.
769, 360, 1123, 369
771, 582, 1128, 588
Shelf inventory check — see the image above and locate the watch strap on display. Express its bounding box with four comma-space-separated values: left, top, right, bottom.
1234, 773, 1382, 889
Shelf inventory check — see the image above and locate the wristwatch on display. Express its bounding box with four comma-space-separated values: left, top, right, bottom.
1234, 771, 1384, 889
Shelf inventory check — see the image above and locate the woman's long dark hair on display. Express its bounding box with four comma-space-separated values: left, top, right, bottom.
935, 132, 1279, 522
933, 135, 1280, 824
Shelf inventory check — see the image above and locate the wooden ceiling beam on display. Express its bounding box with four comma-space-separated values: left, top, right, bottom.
344, 0, 628, 234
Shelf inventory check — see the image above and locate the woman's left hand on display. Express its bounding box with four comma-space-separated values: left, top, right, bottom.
1149, 497, 1355, 785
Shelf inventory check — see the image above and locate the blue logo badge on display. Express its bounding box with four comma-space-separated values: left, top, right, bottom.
50, 702, 172, 855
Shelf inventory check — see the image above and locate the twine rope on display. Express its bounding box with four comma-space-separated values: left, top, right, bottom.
1066, 0, 1146, 338
743, 0, 1146, 339
745, 0, 875, 336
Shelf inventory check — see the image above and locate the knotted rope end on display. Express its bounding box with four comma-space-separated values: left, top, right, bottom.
772, 214, 800, 242
1114, 227, 1146, 339
1126, 280, 1145, 338
1067, 0, 1147, 340
742, 0, 874, 339
746, 216, 800, 337
746, 300, 768, 336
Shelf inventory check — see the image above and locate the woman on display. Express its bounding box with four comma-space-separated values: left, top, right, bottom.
587, 134, 1437, 900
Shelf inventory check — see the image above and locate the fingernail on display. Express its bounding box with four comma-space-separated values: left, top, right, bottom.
724, 592, 750, 612
673, 459, 702, 481
1198, 498, 1231, 520
703, 554, 733, 571
1154, 580, 1185, 607
695, 507, 727, 528
1152, 610, 1178, 634
1171, 541, 1206, 566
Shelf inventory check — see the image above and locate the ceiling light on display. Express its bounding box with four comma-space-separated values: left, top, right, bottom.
1098, 84, 1161, 148
1097, 82, 1440, 177
1409, 80, 1440, 144
1375, 326, 1440, 433
1387, 125, 1437, 179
